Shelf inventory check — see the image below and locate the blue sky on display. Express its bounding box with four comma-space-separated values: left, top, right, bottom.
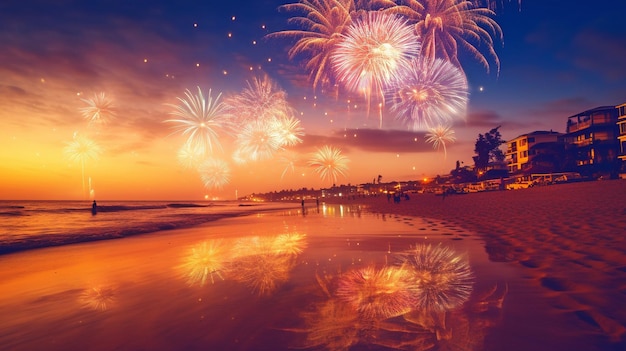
1, 0, 625, 199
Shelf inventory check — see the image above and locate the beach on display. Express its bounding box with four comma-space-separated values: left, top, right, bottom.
338, 178, 626, 348
0, 179, 624, 351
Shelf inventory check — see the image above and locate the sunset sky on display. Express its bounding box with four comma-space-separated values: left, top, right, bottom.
1, 0, 625, 201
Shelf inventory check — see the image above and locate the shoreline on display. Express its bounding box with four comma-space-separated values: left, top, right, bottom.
323, 179, 626, 345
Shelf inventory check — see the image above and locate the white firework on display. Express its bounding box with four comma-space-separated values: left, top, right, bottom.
166, 87, 232, 156
388, 57, 468, 131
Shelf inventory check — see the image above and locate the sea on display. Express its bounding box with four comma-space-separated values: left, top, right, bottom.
0, 200, 299, 254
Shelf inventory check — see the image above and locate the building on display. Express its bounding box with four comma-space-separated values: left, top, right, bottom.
505, 130, 563, 174
617, 102, 626, 178
564, 106, 619, 178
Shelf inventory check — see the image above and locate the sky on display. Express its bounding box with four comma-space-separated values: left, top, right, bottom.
1, 0, 625, 201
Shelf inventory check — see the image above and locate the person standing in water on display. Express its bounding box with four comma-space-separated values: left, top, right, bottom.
92, 200, 97, 215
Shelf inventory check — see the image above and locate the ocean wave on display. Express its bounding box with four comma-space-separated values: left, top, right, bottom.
0, 213, 235, 255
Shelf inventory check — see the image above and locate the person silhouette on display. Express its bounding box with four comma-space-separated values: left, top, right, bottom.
92, 200, 97, 215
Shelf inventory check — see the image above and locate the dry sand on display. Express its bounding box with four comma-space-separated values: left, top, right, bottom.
326, 179, 626, 347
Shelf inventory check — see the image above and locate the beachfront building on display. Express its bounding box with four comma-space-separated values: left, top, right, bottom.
564, 106, 620, 178
617, 102, 626, 179
505, 130, 564, 174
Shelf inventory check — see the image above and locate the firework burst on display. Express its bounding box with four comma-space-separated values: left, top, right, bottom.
198, 158, 231, 189
307, 145, 349, 184
180, 240, 229, 286
80, 92, 116, 125
165, 87, 232, 156
225, 75, 291, 125
388, 0, 502, 74
396, 243, 474, 312
177, 141, 205, 169
234, 119, 283, 163
388, 57, 468, 131
267, 0, 357, 91
425, 124, 456, 158
270, 113, 305, 147
332, 11, 420, 95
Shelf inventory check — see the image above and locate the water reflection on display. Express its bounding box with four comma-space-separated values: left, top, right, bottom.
178, 232, 308, 296
0, 208, 510, 351
78, 286, 116, 311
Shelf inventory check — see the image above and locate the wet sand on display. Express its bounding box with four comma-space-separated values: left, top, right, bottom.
1, 180, 625, 351
329, 179, 626, 349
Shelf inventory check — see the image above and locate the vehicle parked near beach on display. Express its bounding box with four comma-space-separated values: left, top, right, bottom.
506, 179, 535, 190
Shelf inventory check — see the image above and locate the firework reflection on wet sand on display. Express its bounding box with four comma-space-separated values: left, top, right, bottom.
0, 189, 619, 351
0, 205, 510, 350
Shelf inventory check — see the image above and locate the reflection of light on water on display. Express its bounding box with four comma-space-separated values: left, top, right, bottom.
272, 232, 307, 255
180, 240, 229, 286
336, 265, 416, 320
229, 253, 295, 296
79, 286, 116, 311
179, 232, 307, 295
397, 243, 474, 312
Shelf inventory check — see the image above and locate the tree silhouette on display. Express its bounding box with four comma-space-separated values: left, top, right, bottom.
473, 126, 505, 172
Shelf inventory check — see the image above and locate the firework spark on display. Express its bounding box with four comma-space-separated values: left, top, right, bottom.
198, 158, 231, 189
165, 87, 232, 156
180, 240, 229, 287
336, 265, 416, 320
425, 124, 456, 158
396, 243, 474, 312
307, 145, 349, 184
80, 92, 116, 125
277, 150, 300, 179
388, 57, 468, 131
64, 134, 102, 197
389, 0, 502, 74
472, 0, 521, 12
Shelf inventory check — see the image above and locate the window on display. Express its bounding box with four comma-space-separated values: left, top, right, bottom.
522, 151, 528, 158
528, 137, 535, 143
520, 139, 527, 146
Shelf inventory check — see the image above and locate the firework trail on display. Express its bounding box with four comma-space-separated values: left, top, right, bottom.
307, 145, 349, 184
388, 57, 468, 131
198, 158, 231, 189
331, 10, 419, 126
165, 87, 232, 156
388, 0, 502, 74
425, 124, 457, 158
396, 243, 474, 312
64, 133, 102, 198
80, 92, 116, 125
